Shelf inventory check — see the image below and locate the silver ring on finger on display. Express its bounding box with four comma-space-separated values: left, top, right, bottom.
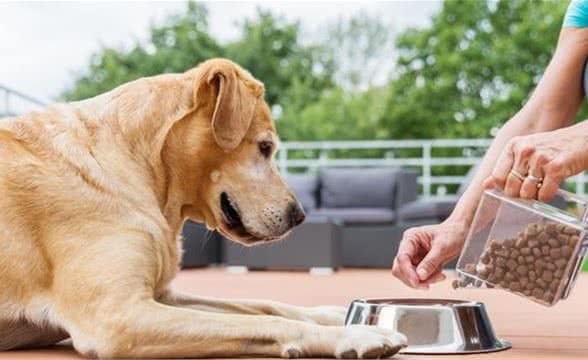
510, 169, 527, 182
527, 174, 543, 184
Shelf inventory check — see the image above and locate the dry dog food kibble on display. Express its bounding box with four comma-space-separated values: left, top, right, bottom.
455, 222, 580, 304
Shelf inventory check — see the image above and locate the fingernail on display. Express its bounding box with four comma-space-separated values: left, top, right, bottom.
417, 268, 428, 280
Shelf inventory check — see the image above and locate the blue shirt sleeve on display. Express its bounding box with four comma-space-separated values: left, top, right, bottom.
563, 0, 588, 28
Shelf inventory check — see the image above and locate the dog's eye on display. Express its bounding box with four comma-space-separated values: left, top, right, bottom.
258, 141, 273, 158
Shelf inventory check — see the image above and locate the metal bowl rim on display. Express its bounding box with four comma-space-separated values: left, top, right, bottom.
350, 298, 482, 308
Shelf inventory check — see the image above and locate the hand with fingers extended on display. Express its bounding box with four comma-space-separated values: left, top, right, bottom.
484, 124, 588, 201
392, 220, 468, 289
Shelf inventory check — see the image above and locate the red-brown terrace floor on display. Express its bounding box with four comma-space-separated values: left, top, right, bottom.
1, 269, 587, 359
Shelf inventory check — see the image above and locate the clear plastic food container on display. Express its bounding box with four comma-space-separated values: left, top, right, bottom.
455, 189, 588, 306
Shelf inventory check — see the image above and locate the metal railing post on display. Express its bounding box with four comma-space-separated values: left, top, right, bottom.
319, 149, 328, 169
422, 143, 432, 199
279, 146, 288, 175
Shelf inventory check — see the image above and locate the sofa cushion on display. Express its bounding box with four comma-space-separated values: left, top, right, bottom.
398, 198, 457, 222
286, 173, 319, 211
320, 168, 398, 208
312, 207, 396, 224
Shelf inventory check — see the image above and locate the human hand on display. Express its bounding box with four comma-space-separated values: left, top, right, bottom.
392, 219, 467, 289
484, 125, 588, 201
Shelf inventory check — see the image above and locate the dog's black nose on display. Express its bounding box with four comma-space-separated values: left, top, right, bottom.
287, 202, 306, 227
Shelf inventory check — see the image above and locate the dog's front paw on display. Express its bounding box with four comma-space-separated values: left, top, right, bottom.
335, 325, 407, 359
306, 306, 347, 326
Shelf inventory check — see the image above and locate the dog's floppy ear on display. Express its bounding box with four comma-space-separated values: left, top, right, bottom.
204, 62, 262, 150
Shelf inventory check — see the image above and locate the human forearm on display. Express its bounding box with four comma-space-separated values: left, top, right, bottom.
449, 112, 552, 225
449, 27, 588, 226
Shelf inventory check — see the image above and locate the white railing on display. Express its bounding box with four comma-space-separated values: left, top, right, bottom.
278, 139, 587, 199
0, 84, 46, 118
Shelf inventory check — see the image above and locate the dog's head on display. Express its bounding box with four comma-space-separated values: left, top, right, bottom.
164, 59, 305, 245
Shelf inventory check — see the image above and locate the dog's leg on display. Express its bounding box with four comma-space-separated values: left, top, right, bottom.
65, 300, 405, 358
51, 233, 405, 358
160, 291, 346, 326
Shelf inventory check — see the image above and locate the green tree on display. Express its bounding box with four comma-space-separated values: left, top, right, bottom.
226, 11, 334, 111
278, 86, 390, 141
277, 13, 393, 141
63, 2, 335, 120
381, 0, 572, 140
323, 12, 394, 92
63, 2, 222, 101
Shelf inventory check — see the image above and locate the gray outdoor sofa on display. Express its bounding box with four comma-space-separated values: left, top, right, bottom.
222, 167, 423, 269
220, 167, 419, 269
181, 166, 476, 269
288, 168, 418, 268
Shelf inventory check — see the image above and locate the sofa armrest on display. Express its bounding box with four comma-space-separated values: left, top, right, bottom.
398, 197, 458, 222
394, 169, 419, 210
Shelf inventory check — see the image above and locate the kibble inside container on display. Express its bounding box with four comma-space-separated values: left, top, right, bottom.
455, 189, 588, 306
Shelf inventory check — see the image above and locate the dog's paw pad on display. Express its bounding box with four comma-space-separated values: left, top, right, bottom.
361, 344, 404, 359
282, 345, 303, 358
382, 345, 404, 358
362, 346, 388, 359
340, 349, 358, 359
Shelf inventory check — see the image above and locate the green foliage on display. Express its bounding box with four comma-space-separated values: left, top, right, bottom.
278, 86, 390, 141
64, 0, 579, 145
63, 1, 334, 117
225, 11, 334, 110
382, 0, 571, 140
63, 2, 222, 101
322, 12, 393, 92
63, 1, 386, 143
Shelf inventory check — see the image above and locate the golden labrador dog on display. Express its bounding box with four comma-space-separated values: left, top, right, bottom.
0, 58, 406, 358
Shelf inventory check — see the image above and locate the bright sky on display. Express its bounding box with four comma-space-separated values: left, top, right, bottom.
0, 0, 440, 106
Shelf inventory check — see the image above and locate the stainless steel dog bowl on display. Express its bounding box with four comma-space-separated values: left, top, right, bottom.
345, 299, 511, 354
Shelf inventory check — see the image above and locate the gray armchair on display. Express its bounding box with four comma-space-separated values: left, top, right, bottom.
398, 165, 479, 225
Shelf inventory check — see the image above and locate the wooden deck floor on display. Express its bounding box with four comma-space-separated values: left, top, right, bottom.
1, 269, 587, 359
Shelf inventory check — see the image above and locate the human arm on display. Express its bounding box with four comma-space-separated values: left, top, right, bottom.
393, 27, 588, 288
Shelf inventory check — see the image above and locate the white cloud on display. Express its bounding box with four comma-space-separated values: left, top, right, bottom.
0, 0, 440, 109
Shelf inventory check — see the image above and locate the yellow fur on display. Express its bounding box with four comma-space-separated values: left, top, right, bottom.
0, 58, 405, 358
